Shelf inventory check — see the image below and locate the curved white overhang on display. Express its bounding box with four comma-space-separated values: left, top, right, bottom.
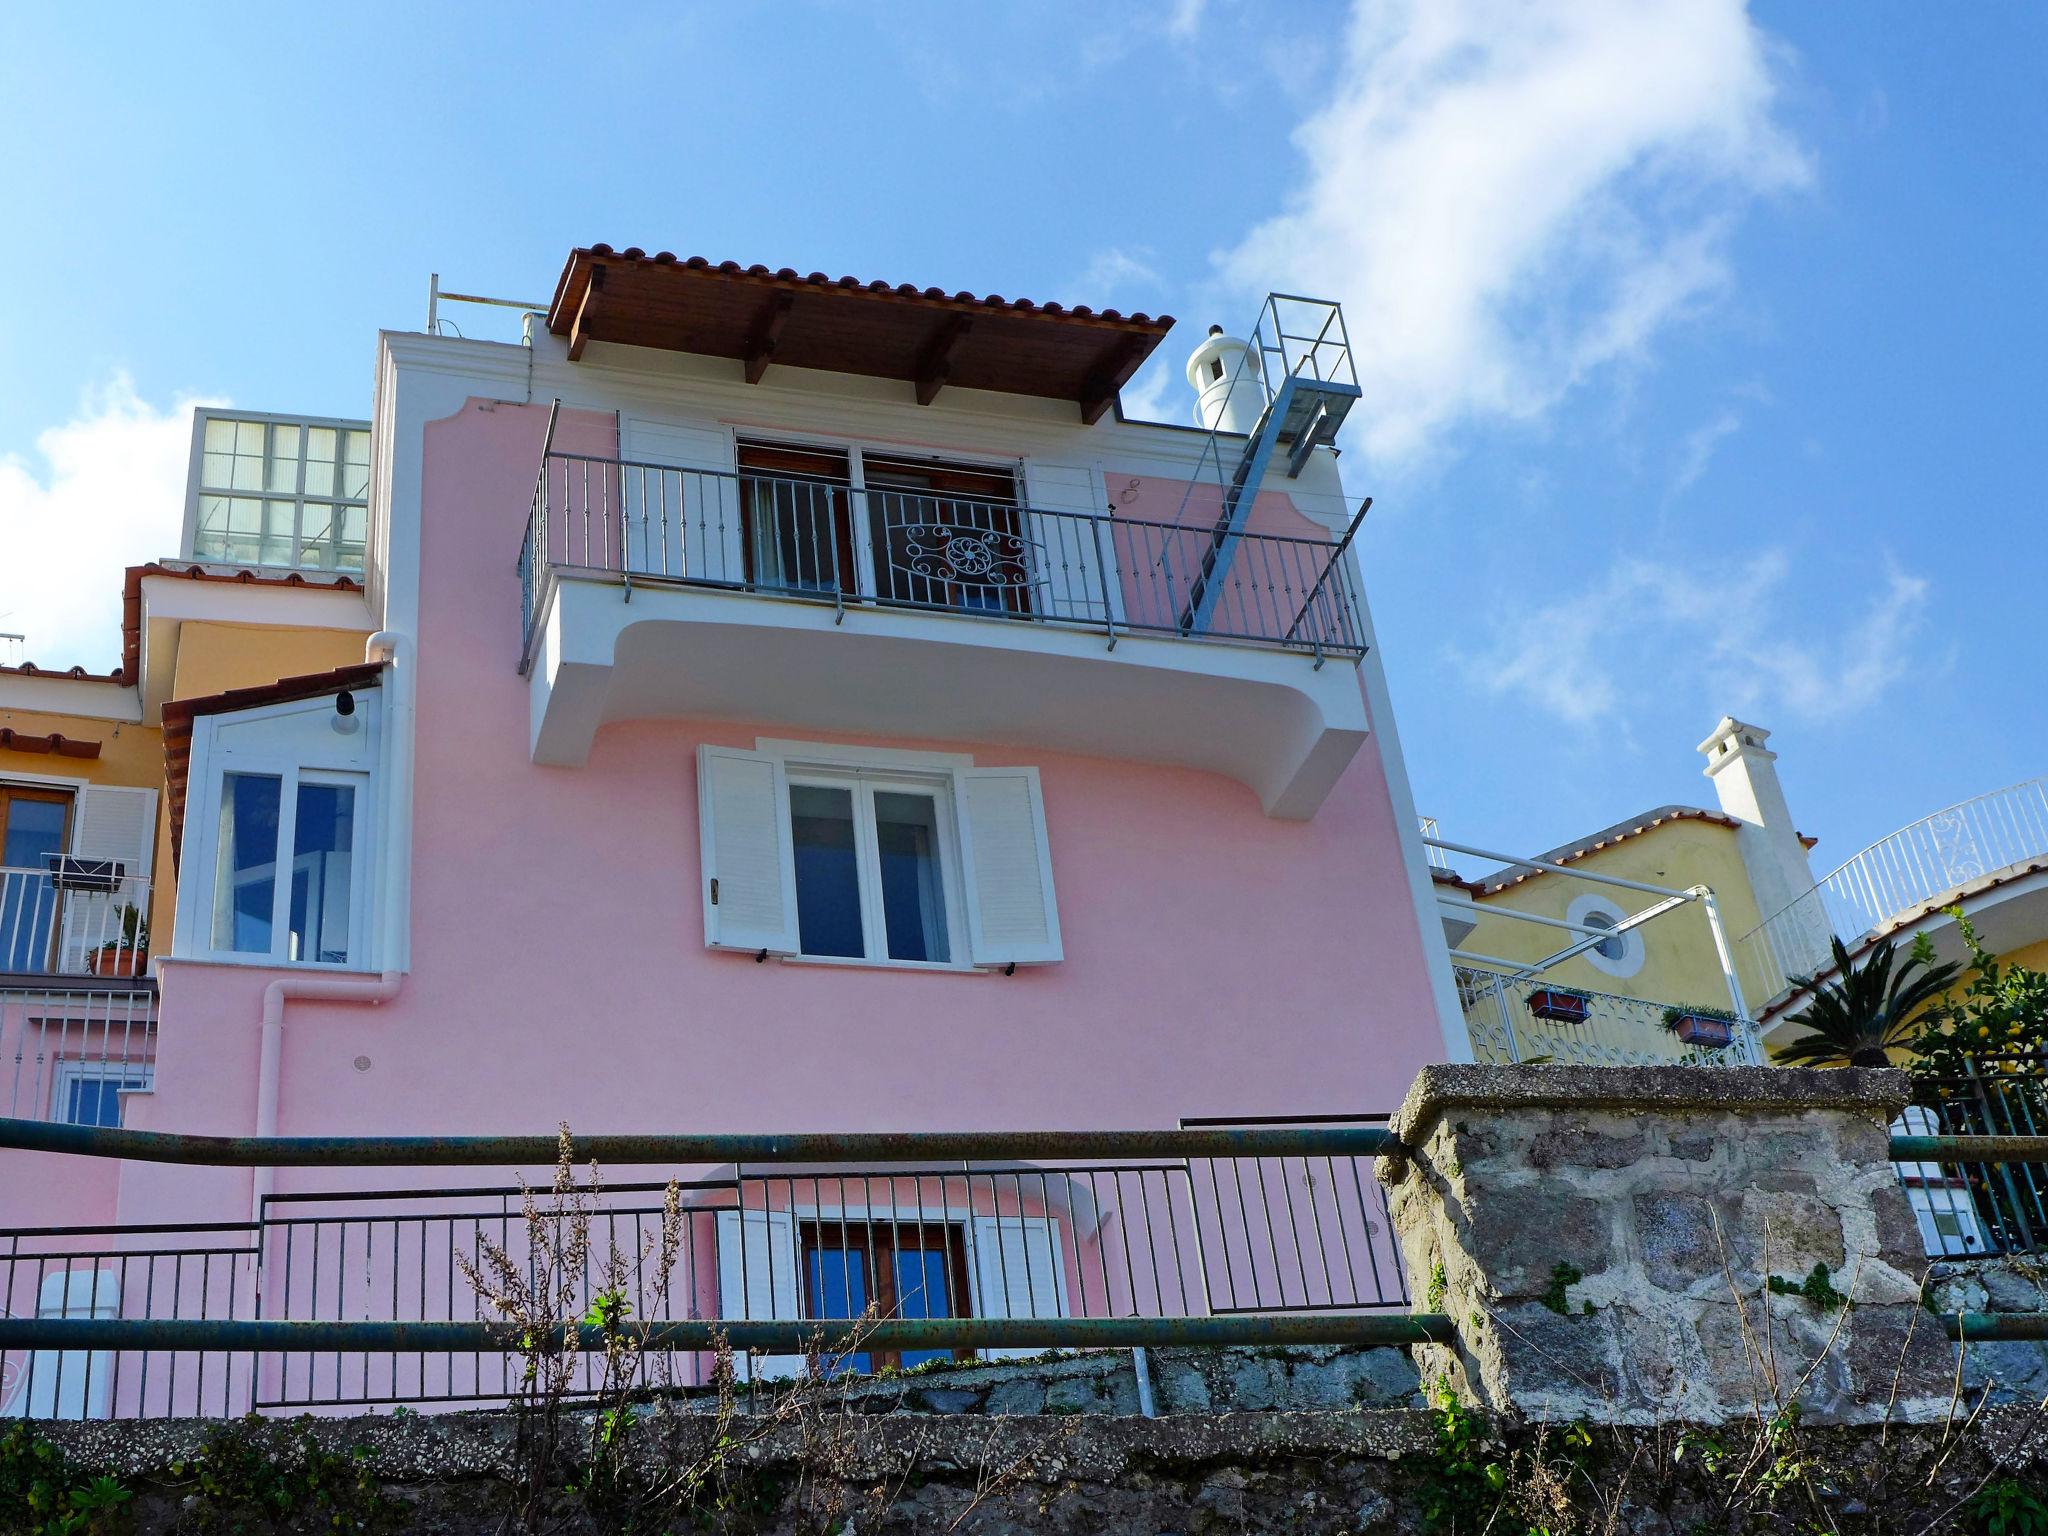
527, 574, 1368, 819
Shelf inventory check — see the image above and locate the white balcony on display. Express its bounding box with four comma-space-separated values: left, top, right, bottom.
518, 453, 1374, 819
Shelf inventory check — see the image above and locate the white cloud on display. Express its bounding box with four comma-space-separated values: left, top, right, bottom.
1165, 0, 1208, 43
0, 375, 214, 672
1219, 0, 1809, 466
1670, 407, 1744, 499
1078, 245, 1162, 296
1455, 551, 1930, 728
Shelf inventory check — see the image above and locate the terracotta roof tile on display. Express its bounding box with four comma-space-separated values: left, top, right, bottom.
0, 728, 101, 759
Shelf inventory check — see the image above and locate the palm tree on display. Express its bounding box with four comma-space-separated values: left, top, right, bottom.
1776, 935, 1964, 1068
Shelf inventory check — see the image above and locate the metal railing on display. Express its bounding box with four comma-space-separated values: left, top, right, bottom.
0, 865, 151, 980
0, 1122, 1418, 1419
1456, 966, 1763, 1067
3, 987, 157, 1124
1741, 777, 2048, 1000
517, 450, 1369, 674
1890, 1061, 2048, 1260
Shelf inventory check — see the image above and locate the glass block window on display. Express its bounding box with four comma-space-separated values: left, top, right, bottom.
188, 413, 371, 571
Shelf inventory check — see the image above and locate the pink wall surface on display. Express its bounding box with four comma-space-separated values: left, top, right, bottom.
64, 395, 1442, 1205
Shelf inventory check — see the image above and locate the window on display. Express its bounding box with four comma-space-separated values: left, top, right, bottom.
801, 1221, 972, 1373
735, 442, 857, 597
0, 785, 71, 971
788, 777, 955, 964
188, 413, 370, 571
54, 1062, 154, 1128
1566, 895, 1645, 980
863, 454, 1031, 616
698, 745, 1062, 968
209, 772, 363, 965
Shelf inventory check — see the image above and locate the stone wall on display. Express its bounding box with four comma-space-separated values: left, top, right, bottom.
1381, 1064, 1956, 1424
1932, 1255, 2048, 1403
26, 1402, 2048, 1535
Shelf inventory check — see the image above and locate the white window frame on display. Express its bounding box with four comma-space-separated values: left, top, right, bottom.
182, 408, 372, 573
783, 763, 972, 971
49, 1058, 155, 1128
1567, 894, 1646, 980
174, 693, 383, 971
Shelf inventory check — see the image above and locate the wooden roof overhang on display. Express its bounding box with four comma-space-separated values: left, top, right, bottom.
547, 246, 1175, 425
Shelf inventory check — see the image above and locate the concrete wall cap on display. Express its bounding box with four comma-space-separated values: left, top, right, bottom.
1392, 1063, 1911, 1146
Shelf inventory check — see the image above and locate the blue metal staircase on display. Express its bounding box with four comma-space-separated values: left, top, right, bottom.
1172, 295, 1361, 636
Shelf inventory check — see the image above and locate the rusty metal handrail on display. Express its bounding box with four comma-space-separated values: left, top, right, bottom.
0, 1117, 1403, 1167
1890, 1134, 2048, 1164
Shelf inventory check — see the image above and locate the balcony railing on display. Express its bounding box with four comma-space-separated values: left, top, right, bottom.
1738, 776, 2048, 1001
1456, 966, 1763, 1067
2, 987, 157, 1125
0, 866, 151, 982
517, 451, 1369, 674
0, 1122, 1410, 1419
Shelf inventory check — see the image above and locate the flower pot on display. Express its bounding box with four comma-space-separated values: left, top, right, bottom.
1669, 1014, 1735, 1048
1527, 989, 1591, 1023
88, 948, 147, 978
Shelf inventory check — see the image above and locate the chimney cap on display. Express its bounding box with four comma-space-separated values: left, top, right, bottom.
1207, 323, 1224, 336
1697, 716, 1775, 762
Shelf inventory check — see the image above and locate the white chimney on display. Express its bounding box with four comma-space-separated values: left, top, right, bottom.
1697, 716, 1833, 979
1185, 326, 1265, 435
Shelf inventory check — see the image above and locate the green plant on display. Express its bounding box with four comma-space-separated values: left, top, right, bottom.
1777, 935, 1963, 1068
1538, 1262, 1583, 1317
1967, 1475, 2048, 1536
1426, 1259, 1448, 1312
170, 1415, 396, 1533
1766, 1262, 1849, 1312
1659, 1002, 1739, 1030
0, 1423, 131, 1536
1908, 912, 2048, 1076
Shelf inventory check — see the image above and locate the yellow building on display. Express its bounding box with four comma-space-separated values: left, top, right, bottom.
0, 409, 375, 1125
1431, 715, 2048, 1067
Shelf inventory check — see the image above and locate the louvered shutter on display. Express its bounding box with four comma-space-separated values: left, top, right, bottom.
715, 1209, 802, 1380
620, 416, 739, 581
1021, 461, 1116, 625
697, 746, 800, 954
60, 786, 157, 971
22, 1269, 119, 1419
953, 767, 1062, 966
971, 1215, 1067, 1360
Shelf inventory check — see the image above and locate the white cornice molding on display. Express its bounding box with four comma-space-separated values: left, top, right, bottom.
0, 675, 143, 722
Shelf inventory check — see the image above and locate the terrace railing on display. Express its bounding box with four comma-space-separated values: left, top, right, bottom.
0, 1121, 1423, 1420
517, 450, 1370, 675
1740, 777, 2048, 1001
1891, 1058, 2048, 1259
1456, 966, 1763, 1068
3, 987, 157, 1125
0, 865, 151, 980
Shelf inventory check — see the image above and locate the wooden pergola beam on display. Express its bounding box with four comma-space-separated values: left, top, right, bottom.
565, 266, 605, 362
742, 292, 798, 385
913, 316, 974, 406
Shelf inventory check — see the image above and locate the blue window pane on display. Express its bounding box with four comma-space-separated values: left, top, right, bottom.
805, 1247, 870, 1375
894, 1249, 955, 1369
288, 783, 355, 964
212, 773, 282, 953
790, 785, 863, 958
0, 797, 67, 971
65, 1077, 133, 1128
874, 792, 949, 963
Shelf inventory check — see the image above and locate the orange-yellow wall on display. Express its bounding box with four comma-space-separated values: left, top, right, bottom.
167, 623, 367, 702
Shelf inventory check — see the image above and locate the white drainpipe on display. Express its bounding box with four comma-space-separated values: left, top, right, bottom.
248, 630, 413, 1220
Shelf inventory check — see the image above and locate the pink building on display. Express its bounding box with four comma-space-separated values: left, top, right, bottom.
2, 248, 1463, 1416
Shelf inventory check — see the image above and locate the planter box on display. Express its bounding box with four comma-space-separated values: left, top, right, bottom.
87, 949, 147, 978
1669, 1014, 1736, 1048
1527, 989, 1591, 1023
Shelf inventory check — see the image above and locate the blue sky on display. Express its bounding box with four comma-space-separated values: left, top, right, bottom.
0, 1, 2041, 875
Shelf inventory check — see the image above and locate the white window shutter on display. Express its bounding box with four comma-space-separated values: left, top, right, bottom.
715, 1209, 802, 1380
69, 785, 157, 879
1020, 461, 1116, 625
971, 1215, 1067, 1360
954, 767, 1062, 966
23, 1268, 119, 1419
60, 786, 157, 971
697, 747, 799, 954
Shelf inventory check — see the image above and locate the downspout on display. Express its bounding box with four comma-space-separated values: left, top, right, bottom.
248, 630, 413, 1221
